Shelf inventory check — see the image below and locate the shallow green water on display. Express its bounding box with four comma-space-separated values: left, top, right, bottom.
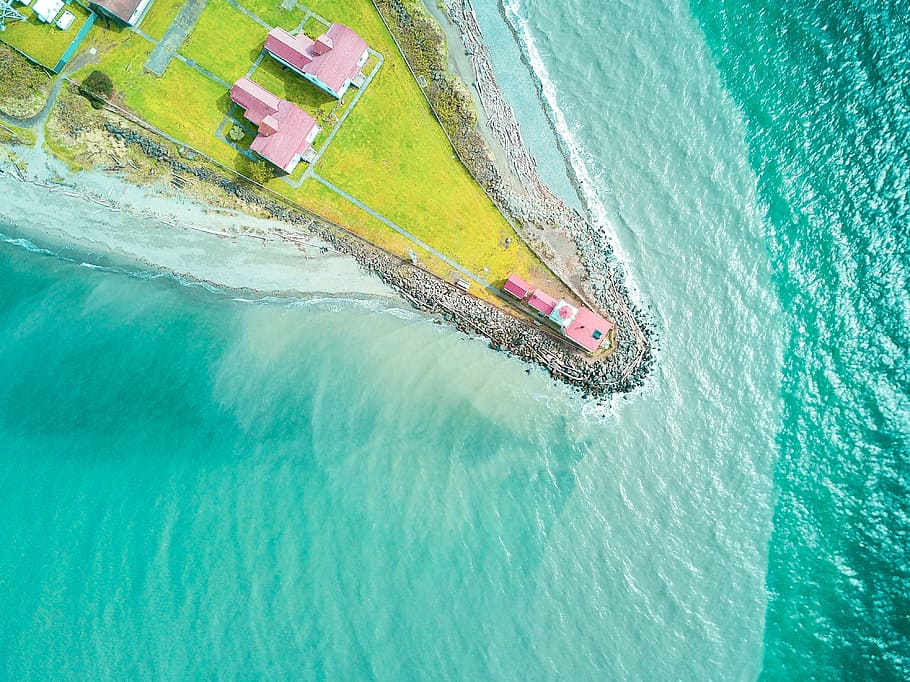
687, 0, 910, 677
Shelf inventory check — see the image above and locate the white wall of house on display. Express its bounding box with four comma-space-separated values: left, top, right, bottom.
127, 0, 153, 26
283, 155, 300, 174
266, 52, 367, 99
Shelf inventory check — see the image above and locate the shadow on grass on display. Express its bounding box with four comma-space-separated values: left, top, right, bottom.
251, 56, 336, 111
215, 91, 236, 115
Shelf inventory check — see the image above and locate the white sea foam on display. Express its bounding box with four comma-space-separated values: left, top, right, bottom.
499, 0, 648, 313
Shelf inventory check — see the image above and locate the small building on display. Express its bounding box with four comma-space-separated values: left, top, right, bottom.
229, 77, 320, 174
527, 289, 557, 317
548, 299, 579, 328
564, 306, 614, 353
263, 23, 368, 99
88, 0, 153, 26
503, 274, 531, 300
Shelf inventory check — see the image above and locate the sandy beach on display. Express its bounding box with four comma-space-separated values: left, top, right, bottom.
0, 145, 398, 300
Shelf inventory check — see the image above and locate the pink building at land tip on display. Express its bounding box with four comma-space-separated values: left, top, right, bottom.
229, 77, 319, 174
264, 23, 369, 99
564, 305, 614, 353
508, 274, 614, 354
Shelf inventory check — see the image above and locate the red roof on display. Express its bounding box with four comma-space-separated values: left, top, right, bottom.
564, 306, 614, 353
229, 77, 281, 124
229, 78, 318, 173
264, 24, 368, 97
503, 274, 531, 299
527, 289, 557, 316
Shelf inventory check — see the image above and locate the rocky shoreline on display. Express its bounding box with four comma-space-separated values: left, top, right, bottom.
372, 0, 656, 394
100, 122, 651, 398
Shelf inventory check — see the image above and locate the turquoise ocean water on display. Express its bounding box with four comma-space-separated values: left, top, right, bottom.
0, 0, 906, 679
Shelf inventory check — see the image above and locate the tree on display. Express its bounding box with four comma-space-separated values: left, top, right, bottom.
80, 70, 114, 109
228, 124, 245, 141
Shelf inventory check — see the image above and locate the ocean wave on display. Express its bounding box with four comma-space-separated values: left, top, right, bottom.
499, 0, 647, 311
0, 233, 57, 258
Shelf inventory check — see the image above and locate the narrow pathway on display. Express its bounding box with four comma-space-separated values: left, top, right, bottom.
175, 54, 230, 88
145, 0, 209, 76
310, 172, 494, 292
0, 51, 96, 131
224, 0, 270, 29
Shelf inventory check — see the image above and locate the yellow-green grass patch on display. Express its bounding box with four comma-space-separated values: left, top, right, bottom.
140, 0, 186, 41
311, 65, 535, 284
180, 0, 264, 84
234, 0, 302, 30
298, 178, 468, 284
301, 15, 327, 39
0, 121, 37, 145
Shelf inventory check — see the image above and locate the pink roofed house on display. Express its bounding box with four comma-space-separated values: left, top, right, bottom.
263, 23, 369, 99
503, 274, 531, 300
527, 289, 557, 316
229, 77, 320, 174
564, 306, 614, 353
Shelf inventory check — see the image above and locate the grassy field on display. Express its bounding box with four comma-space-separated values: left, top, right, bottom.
0, 1, 92, 70
180, 0, 263, 84
60, 0, 566, 298
301, 15, 327, 39
139, 0, 184, 40
233, 0, 300, 30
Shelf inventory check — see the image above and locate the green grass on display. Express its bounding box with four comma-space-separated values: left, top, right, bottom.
180, 0, 264, 84
0, 121, 36, 146
234, 0, 300, 30
301, 15, 327, 39
140, 0, 186, 41
0, 2, 92, 70
60, 0, 565, 299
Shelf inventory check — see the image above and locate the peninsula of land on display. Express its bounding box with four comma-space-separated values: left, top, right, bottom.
0, 0, 653, 397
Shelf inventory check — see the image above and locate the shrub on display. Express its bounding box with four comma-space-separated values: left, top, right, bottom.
80, 70, 114, 109
228, 124, 245, 141
241, 157, 273, 184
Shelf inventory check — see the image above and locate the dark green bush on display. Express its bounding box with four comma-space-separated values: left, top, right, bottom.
80, 70, 114, 108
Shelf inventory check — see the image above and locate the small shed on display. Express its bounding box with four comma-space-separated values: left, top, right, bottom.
527, 289, 557, 316
503, 274, 531, 300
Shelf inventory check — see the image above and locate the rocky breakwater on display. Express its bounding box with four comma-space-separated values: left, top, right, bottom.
373, 0, 655, 392
102, 122, 651, 397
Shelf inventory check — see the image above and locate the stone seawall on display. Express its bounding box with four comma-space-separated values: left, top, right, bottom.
373, 0, 656, 395
104, 122, 653, 398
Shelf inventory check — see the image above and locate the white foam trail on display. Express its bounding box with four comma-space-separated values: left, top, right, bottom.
500, 0, 642, 293
0, 234, 56, 257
